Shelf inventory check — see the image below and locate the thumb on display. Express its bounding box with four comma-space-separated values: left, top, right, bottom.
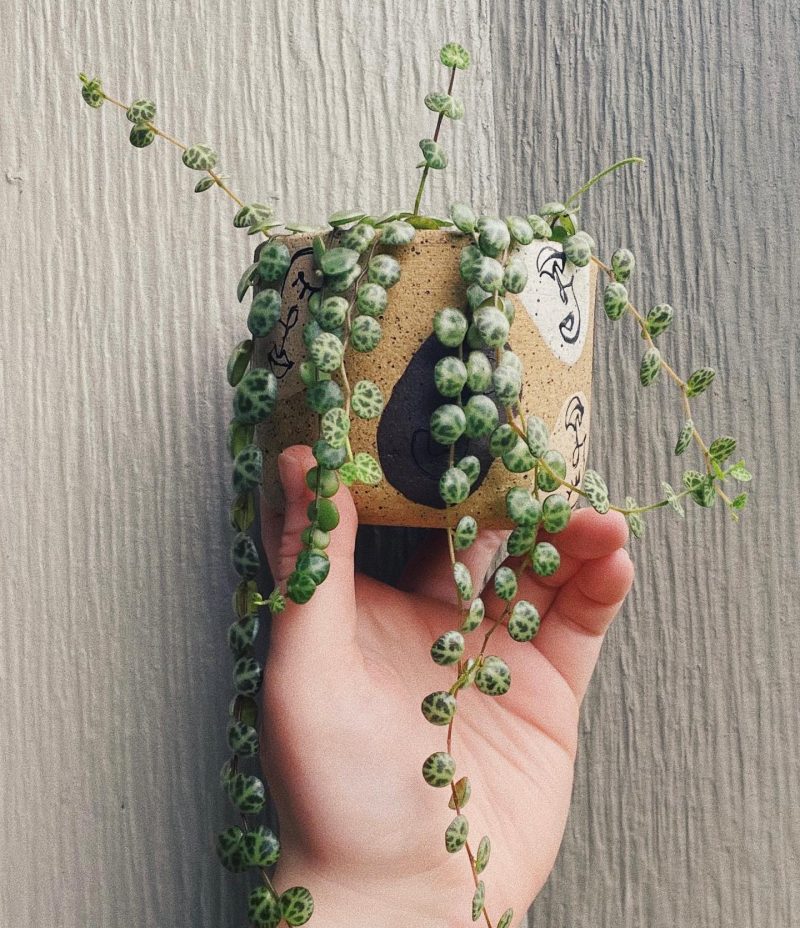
260, 444, 358, 663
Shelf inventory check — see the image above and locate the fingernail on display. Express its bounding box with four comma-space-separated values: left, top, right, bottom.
277, 449, 305, 500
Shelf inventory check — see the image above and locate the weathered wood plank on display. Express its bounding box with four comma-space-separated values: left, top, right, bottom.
492, 2, 799, 925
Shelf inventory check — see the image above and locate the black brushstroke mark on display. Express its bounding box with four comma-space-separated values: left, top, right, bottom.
536, 246, 581, 346
562, 393, 588, 506
254, 246, 322, 381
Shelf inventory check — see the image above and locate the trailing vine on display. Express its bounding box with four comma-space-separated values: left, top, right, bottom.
78, 37, 750, 928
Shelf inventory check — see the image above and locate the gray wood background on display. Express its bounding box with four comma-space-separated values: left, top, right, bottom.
1, 1, 797, 925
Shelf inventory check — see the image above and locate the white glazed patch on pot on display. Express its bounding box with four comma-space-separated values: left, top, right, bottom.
547, 391, 591, 509
517, 243, 591, 366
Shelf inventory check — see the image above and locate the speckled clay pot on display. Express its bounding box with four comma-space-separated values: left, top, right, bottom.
253, 230, 598, 528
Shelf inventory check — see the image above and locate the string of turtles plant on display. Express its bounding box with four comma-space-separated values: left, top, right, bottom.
78, 38, 751, 928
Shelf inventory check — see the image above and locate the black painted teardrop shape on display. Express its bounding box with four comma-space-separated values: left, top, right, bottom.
377, 334, 512, 508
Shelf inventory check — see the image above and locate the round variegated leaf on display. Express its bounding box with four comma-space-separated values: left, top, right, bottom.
425, 91, 450, 113
353, 451, 382, 486
126, 98, 155, 123
351, 380, 384, 419
440, 42, 471, 69
248, 886, 281, 928
453, 561, 473, 599
450, 202, 477, 233
685, 367, 716, 397
421, 690, 457, 725
582, 469, 610, 513
319, 246, 360, 277
233, 201, 273, 229
445, 814, 469, 853
640, 347, 662, 386
129, 124, 155, 148
419, 138, 447, 169
431, 629, 465, 665
380, 220, 415, 246
181, 143, 217, 171
422, 751, 456, 787
320, 407, 350, 448
194, 176, 215, 193
508, 600, 540, 641
505, 214, 534, 245
603, 282, 629, 320
611, 247, 635, 281
477, 217, 511, 258
453, 515, 478, 550
461, 597, 484, 633
531, 541, 560, 577
646, 303, 674, 337
709, 435, 737, 463
475, 655, 510, 695
280, 887, 314, 926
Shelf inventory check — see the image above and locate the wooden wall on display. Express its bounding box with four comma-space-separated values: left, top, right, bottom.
1, 1, 796, 924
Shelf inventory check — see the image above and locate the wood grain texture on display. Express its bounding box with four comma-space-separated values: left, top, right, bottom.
491, 2, 799, 926
0, 1, 796, 926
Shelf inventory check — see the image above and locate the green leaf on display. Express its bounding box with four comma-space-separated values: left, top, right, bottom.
450, 202, 477, 233
497, 909, 515, 928
424, 91, 450, 113
233, 202, 273, 229
661, 481, 685, 517
353, 453, 382, 485
582, 469, 610, 513
351, 380, 384, 419
645, 303, 674, 337
690, 476, 716, 508
338, 461, 358, 486
624, 496, 645, 539
439, 42, 471, 69
181, 143, 217, 171
709, 436, 737, 463
406, 214, 453, 229
194, 176, 215, 193
445, 814, 469, 853
79, 74, 104, 108
280, 886, 314, 926
675, 419, 694, 455
226, 339, 253, 387
380, 220, 416, 245
731, 492, 748, 511
320, 407, 350, 448
475, 835, 491, 874
685, 367, 716, 397
129, 124, 155, 148
284, 221, 321, 233
419, 138, 447, 169
328, 208, 366, 227
312, 235, 326, 267
471, 881, 486, 921
727, 459, 753, 482
319, 246, 360, 277
449, 776, 471, 809
639, 347, 662, 386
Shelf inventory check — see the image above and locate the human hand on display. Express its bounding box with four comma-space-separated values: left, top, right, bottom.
260, 444, 634, 928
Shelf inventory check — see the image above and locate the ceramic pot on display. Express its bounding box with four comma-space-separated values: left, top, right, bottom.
253, 230, 597, 527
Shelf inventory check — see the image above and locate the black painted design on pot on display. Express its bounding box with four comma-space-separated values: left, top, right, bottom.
255, 245, 322, 381
377, 335, 512, 508
562, 393, 589, 507
536, 247, 581, 345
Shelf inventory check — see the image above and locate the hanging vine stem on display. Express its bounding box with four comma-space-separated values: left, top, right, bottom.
80, 36, 751, 928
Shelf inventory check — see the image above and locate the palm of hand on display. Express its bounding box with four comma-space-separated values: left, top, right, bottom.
260, 446, 633, 927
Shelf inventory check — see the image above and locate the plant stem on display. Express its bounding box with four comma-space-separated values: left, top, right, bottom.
412, 66, 456, 215
97, 88, 249, 214
565, 156, 644, 208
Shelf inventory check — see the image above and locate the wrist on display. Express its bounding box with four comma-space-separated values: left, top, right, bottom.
271, 861, 458, 928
